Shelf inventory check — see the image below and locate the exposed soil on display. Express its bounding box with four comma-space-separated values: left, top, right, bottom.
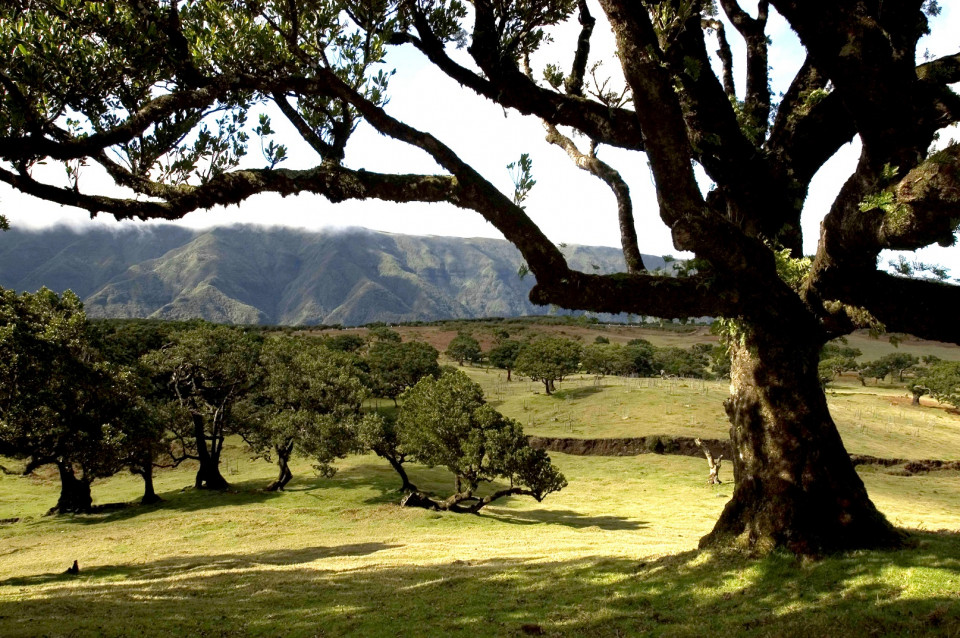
528, 436, 960, 475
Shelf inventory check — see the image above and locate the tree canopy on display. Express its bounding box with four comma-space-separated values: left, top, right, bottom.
2, 0, 958, 553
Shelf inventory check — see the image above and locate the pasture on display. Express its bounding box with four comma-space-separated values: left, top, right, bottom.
2, 329, 960, 637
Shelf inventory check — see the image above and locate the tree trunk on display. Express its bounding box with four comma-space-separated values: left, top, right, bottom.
265, 451, 293, 491
52, 461, 92, 514
699, 331, 903, 555
506, 367, 512, 382
543, 379, 551, 395
139, 462, 161, 505
385, 454, 416, 493
192, 414, 228, 490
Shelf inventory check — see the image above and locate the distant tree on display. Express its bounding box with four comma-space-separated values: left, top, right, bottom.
581, 343, 633, 377
654, 346, 709, 378
0, 288, 131, 513
367, 340, 441, 405
594, 335, 610, 344
872, 353, 921, 383
445, 333, 482, 366
144, 324, 260, 490
368, 327, 402, 343
323, 333, 367, 353
514, 337, 582, 395
396, 371, 566, 512
487, 339, 523, 381
242, 336, 367, 490
625, 339, 657, 377
917, 361, 960, 409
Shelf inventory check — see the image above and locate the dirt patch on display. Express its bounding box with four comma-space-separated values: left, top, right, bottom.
528, 435, 732, 459
532, 437, 959, 475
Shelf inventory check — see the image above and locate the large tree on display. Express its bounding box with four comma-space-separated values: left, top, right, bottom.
0, 288, 130, 513
2, 0, 958, 553
144, 323, 260, 490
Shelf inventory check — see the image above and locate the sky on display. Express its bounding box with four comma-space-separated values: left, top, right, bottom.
2, 2, 958, 275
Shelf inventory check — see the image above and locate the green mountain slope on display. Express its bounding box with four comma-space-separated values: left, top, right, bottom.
0, 225, 666, 325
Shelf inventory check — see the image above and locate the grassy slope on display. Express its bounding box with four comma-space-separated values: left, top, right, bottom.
3, 328, 960, 636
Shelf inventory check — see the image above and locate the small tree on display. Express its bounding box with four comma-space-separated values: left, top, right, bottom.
581, 343, 633, 377
873, 353, 921, 383
445, 332, 482, 366
367, 340, 441, 405
242, 336, 367, 490
356, 412, 416, 493
487, 339, 523, 381
0, 288, 130, 513
395, 371, 566, 512
514, 337, 582, 395
918, 361, 960, 409
144, 324, 260, 490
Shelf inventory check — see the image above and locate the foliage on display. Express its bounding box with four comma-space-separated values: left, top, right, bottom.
918, 360, 960, 408
396, 370, 566, 510
445, 332, 482, 365
143, 323, 261, 489
487, 339, 523, 378
0, 287, 132, 512
653, 346, 710, 378
581, 343, 633, 377
514, 337, 582, 394
366, 340, 441, 403
241, 336, 367, 486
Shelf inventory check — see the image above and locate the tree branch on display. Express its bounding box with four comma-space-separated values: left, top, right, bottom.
564, 0, 595, 97
542, 122, 644, 273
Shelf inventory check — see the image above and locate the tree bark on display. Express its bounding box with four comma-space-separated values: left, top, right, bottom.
385, 454, 416, 493
139, 461, 161, 505
699, 330, 904, 555
265, 450, 293, 491
52, 461, 93, 514
192, 414, 228, 490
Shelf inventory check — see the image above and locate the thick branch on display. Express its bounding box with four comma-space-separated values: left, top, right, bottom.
702, 19, 735, 99
543, 122, 644, 272
564, 0, 595, 97
392, 7, 644, 151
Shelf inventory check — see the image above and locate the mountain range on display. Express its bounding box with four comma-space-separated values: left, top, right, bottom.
0, 225, 668, 326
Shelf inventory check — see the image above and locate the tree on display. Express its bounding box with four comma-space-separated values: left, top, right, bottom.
4, 0, 958, 552
144, 324, 260, 490
917, 361, 960, 409
654, 346, 710, 378
514, 337, 582, 394
581, 342, 633, 377
366, 340, 441, 405
0, 288, 130, 513
625, 339, 657, 377
445, 332, 482, 366
873, 353, 921, 383
395, 370, 566, 512
356, 411, 416, 493
241, 335, 368, 490
487, 339, 523, 381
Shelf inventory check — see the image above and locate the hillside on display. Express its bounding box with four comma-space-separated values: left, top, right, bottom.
0, 225, 669, 325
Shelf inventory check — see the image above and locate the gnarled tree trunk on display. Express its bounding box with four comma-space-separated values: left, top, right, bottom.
699, 330, 903, 555
193, 416, 228, 490
52, 461, 92, 514
265, 447, 293, 491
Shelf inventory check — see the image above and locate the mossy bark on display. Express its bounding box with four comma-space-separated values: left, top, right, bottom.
52, 462, 93, 514
699, 331, 903, 555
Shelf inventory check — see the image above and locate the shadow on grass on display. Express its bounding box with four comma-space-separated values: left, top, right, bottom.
480, 507, 648, 531
0, 542, 400, 588
2, 531, 959, 637
58, 478, 289, 526
550, 385, 605, 400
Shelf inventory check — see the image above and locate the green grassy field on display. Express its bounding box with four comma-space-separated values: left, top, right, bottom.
3, 331, 960, 637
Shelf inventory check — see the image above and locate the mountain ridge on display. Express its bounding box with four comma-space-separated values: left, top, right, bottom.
0, 225, 667, 325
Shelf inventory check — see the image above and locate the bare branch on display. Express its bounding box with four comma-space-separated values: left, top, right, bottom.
543, 122, 644, 272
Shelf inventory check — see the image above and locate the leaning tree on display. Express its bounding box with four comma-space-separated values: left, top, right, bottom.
2, 0, 958, 553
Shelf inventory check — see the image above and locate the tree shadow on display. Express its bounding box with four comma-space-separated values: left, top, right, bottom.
58, 478, 288, 525
480, 507, 648, 531
2, 531, 959, 636
0, 542, 400, 588
551, 385, 605, 400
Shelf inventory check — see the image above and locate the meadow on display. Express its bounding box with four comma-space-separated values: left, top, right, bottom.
2, 326, 960, 637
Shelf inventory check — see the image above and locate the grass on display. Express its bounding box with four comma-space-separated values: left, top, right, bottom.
3, 330, 960, 636
1, 447, 959, 637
